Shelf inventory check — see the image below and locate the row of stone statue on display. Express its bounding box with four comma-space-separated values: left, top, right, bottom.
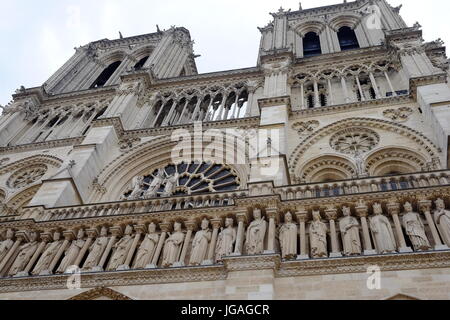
1, 198, 450, 277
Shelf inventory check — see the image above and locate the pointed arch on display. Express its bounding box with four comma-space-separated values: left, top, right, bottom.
93, 134, 250, 202
68, 287, 133, 300
288, 118, 441, 181
298, 155, 357, 183
365, 147, 428, 176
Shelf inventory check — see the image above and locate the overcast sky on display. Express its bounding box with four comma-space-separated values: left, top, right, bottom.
0, 0, 447, 106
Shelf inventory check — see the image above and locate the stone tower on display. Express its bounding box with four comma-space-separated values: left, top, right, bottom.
0, 0, 450, 300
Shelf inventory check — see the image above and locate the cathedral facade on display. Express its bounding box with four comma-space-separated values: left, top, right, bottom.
1, 0, 450, 300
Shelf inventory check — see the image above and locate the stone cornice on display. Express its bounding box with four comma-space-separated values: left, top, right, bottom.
93, 116, 261, 140
223, 254, 281, 272
409, 74, 448, 99
0, 137, 84, 156
0, 265, 226, 294
286, 0, 370, 19
279, 250, 450, 277
290, 95, 412, 118
152, 67, 262, 89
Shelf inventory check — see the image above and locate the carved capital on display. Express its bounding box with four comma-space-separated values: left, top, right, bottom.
40, 232, 53, 243
185, 221, 197, 232
295, 213, 308, 223
110, 226, 124, 237
387, 202, 401, 216
159, 223, 172, 233
325, 208, 338, 221
62, 230, 76, 241
419, 200, 432, 213
135, 224, 147, 234
86, 228, 99, 239
211, 219, 222, 230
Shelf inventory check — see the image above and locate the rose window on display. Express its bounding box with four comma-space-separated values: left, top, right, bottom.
8, 165, 48, 189
330, 128, 380, 155
123, 162, 240, 200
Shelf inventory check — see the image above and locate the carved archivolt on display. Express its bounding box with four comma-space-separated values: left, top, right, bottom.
6, 185, 41, 211
328, 12, 363, 31
0, 155, 63, 177
0, 189, 5, 203
298, 155, 357, 183
290, 19, 326, 37
289, 118, 440, 181
365, 147, 428, 176
94, 135, 249, 202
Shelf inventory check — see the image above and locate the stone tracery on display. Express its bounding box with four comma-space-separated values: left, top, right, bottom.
122, 162, 241, 201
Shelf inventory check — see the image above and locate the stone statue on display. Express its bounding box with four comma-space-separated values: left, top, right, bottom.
106, 225, 134, 271
354, 150, 367, 177
215, 218, 236, 262
279, 212, 298, 260
0, 229, 15, 263
434, 198, 450, 247
143, 169, 165, 199
402, 202, 431, 251
128, 176, 144, 200
245, 208, 267, 255
309, 211, 328, 258
369, 203, 397, 254
133, 223, 160, 269
57, 229, 86, 273
162, 172, 179, 197
32, 232, 63, 275
82, 227, 109, 270
8, 232, 39, 276
339, 206, 362, 256
162, 222, 185, 267
189, 219, 212, 266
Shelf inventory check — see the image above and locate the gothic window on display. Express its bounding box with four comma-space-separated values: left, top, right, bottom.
7, 165, 47, 189
303, 32, 322, 57
90, 61, 122, 89
134, 56, 149, 70
122, 162, 240, 200
337, 26, 360, 51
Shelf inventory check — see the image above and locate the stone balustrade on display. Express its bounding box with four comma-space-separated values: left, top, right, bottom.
18, 190, 247, 222
275, 170, 450, 201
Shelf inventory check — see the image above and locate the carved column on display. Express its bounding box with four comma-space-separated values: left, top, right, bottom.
46, 230, 74, 275
369, 72, 381, 99
296, 211, 309, 260
341, 76, 351, 103
149, 223, 170, 268
0, 233, 23, 277
384, 71, 397, 96
326, 208, 342, 257
355, 203, 377, 255
73, 229, 96, 267
327, 78, 334, 106
120, 226, 143, 270
20, 232, 51, 276
96, 227, 120, 272
313, 79, 320, 108
204, 219, 222, 265
176, 221, 196, 267
387, 202, 412, 253
419, 200, 448, 250
232, 212, 248, 256
265, 209, 278, 254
